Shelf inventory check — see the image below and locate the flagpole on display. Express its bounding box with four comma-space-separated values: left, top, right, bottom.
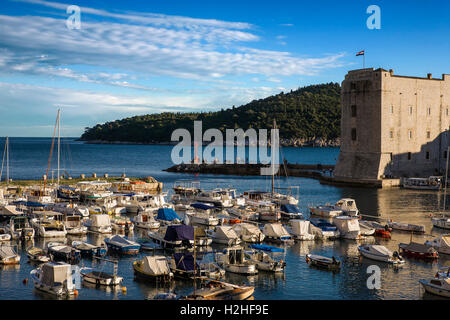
363, 54, 365, 68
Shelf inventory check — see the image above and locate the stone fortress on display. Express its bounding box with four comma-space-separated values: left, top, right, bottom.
333, 68, 450, 187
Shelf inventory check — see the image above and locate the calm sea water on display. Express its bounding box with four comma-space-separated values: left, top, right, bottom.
0, 137, 448, 300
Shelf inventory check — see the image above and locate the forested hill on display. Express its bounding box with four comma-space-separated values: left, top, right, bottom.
80, 82, 341, 146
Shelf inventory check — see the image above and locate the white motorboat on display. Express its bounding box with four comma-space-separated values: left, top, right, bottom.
30, 262, 76, 297
80, 257, 123, 286
84, 214, 112, 234
245, 249, 285, 272
209, 226, 241, 245
226, 207, 259, 221
432, 216, 450, 230
184, 203, 219, 226
333, 216, 362, 240
309, 218, 341, 240
31, 212, 67, 238
132, 212, 160, 230
419, 278, 450, 298
358, 245, 405, 264
287, 219, 315, 240
263, 223, 294, 244
309, 205, 343, 218
358, 221, 377, 236
309, 198, 359, 218
403, 176, 442, 190
193, 227, 213, 246
387, 220, 425, 234
232, 223, 265, 243
425, 234, 450, 255
215, 246, 258, 275
64, 215, 87, 236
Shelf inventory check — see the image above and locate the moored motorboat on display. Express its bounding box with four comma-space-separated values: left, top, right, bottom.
27, 247, 50, 263
84, 214, 112, 234
287, 219, 315, 240
358, 245, 405, 264
398, 242, 438, 260
72, 240, 107, 257
104, 235, 140, 255
280, 204, 303, 220
30, 262, 76, 297
333, 216, 362, 240
232, 222, 265, 243
263, 223, 294, 244
419, 278, 450, 298
0, 245, 20, 264
387, 220, 425, 234
424, 234, 450, 255
183, 279, 254, 300
209, 225, 241, 245
148, 225, 194, 250
245, 249, 286, 272
306, 254, 340, 270
309, 218, 340, 240
6, 216, 35, 240
215, 246, 258, 275
133, 255, 174, 282
46, 242, 81, 264
432, 216, 450, 230
80, 257, 123, 286
132, 212, 160, 230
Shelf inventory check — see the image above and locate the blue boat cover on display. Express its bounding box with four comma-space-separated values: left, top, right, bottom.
281, 204, 301, 213
13, 201, 47, 207
173, 253, 199, 271
309, 218, 337, 231
249, 244, 285, 252
190, 203, 214, 210
157, 208, 181, 221
164, 225, 194, 241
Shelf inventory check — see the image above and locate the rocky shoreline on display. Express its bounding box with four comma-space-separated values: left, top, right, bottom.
78, 137, 341, 147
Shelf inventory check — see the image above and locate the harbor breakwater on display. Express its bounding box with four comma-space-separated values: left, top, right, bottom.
81, 137, 341, 148
164, 162, 335, 179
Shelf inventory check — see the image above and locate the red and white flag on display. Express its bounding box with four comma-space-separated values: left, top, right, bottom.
356, 50, 365, 56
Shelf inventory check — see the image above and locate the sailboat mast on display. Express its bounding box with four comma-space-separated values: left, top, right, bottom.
6, 137, 9, 185
57, 109, 60, 187
271, 119, 276, 195
444, 146, 449, 211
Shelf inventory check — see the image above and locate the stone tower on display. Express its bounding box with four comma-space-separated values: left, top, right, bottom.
334, 68, 450, 182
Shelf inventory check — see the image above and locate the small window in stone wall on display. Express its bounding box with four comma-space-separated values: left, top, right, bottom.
351, 105, 357, 117
351, 128, 357, 141
427, 131, 431, 139
409, 106, 413, 115
389, 131, 394, 139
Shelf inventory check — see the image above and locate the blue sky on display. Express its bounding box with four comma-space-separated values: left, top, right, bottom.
0, 0, 449, 137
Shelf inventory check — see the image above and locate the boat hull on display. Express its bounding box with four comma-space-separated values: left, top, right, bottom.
419, 280, 450, 298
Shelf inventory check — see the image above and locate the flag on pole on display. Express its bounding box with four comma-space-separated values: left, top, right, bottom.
356, 50, 365, 56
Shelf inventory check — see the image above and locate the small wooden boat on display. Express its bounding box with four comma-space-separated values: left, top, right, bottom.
27, 247, 50, 263
72, 240, 107, 258
358, 245, 405, 265
133, 256, 174, 282
104, 235, 140, 255
183, 278, 254, 300
387, 221, 425, 234
399, 242, 438, 260
306, 254, 340, 270
0, 245, 20, 264
419, 278, 450, 298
